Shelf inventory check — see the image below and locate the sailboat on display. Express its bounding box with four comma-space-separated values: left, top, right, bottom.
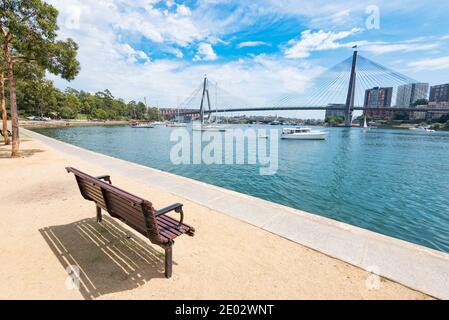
167, 97, 188, 127
362, 115, 368, 130
151, 106, 166, 127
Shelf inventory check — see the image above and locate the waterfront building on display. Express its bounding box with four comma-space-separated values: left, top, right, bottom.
426, 101, 449, 120
429, 83, 449, 103
396, 83, 429, 107
325, 104, 346, 119
364, 87, 393, 118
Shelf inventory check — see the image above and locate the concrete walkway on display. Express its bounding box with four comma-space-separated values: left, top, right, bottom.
22, 128, 449, 299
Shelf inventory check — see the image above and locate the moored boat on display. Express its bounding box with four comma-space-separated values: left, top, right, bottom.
131, 122, 154, 128
281, 127, 327, 140
192, 123, 228, 132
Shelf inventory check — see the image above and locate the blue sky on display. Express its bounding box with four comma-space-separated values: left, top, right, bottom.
47, 0, 449, 118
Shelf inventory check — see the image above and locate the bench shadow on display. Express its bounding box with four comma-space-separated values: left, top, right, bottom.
39, 216, 166, 299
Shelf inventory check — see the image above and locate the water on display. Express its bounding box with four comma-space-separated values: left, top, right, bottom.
33, 124, 449, 253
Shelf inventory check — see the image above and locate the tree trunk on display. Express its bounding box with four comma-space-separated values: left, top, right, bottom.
0, 72, 9, 145
3, 35, 19, 156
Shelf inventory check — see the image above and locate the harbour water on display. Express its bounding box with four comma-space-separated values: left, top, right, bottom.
33, 125, 449, 253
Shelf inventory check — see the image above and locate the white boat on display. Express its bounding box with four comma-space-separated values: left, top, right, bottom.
362, 115, 368, 129
131, 123, 154, 128
281, 127, 327, 140
151, 121, 166, 127
167, 122, 188, 127
410, 126, 435, 132
192, 123, 228, 132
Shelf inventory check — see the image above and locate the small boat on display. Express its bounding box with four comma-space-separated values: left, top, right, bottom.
362, 115, 368, 130
192, 123, 227, 132
151, 121, 166, 127
131, 123, 154, 128
167, 122, 188, 127
410, 126, 435, 132
281, 127, 327, 140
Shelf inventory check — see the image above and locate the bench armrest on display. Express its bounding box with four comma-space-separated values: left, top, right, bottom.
156, 203, 184, 228
96, 175, 112, 184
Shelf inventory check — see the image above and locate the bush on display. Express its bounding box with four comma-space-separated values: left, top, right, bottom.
91, 108, 108, 120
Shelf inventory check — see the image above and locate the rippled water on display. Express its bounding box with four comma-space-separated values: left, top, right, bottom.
33, 124, 449, 253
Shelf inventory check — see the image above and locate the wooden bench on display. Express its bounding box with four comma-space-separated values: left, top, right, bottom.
66, 167, 195, 278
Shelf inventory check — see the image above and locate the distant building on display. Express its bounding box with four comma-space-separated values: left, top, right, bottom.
429, 83, 449, 103
426, 101, 449, 120
364, 87, 393, 117
396, 83, 429, 107
325, 104, 345, 119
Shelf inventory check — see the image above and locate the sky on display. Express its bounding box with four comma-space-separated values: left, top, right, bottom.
47, 0, 449, 118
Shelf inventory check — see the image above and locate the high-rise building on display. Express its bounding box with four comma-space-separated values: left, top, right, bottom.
429, 83, 449, 103
364, 87, 393, 117
325, 104, 345, 119
396, 83, 429, 107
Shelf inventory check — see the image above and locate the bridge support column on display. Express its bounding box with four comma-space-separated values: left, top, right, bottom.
344, 50, 358, 127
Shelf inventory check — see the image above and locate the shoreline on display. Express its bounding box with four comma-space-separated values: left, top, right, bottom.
19, 119, 130, 129
17, 128, 449, 299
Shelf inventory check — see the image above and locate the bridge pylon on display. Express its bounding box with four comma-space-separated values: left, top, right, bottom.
199, 75, 212, 124
344, 49, 358, 126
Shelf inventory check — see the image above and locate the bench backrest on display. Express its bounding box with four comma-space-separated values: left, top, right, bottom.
66, 167, 164, 244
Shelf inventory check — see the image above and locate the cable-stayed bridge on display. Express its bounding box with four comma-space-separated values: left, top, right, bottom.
177, 50, 445, 126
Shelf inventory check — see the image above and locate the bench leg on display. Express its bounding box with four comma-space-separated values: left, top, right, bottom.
96, 206, 102, 222
164, 242, 173, 278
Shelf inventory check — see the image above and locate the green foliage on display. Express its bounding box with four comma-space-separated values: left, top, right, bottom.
0, 0, 80, 80
325, 115, 344, 124
17, 82, 149, 120
413, 99, 428, 106
148, 106, 160, 121
393, 112, 409, 121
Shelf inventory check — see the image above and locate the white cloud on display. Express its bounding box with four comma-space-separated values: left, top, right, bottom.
237, 41, 271, 49
41, 0, 449, 119
408, 56, 449, 71
193, 43, 218, 61
118, 44, 150, 63
284, 28, 362, 58
176, 4, 192, 16
361, 42, 439, 55
47, 0, 205, 48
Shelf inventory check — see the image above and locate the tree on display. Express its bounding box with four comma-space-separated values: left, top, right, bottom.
325, 115, 344, 125
136, 102, 147, 119
393, 112, 409, 121
148, 107, 160, 121
59, 93, 80, 119
0, 70, 8, 144
413, 99, 428, 106
0, 0, 80, 156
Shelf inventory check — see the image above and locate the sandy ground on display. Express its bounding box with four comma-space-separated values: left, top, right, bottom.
0, 136, 431, 300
